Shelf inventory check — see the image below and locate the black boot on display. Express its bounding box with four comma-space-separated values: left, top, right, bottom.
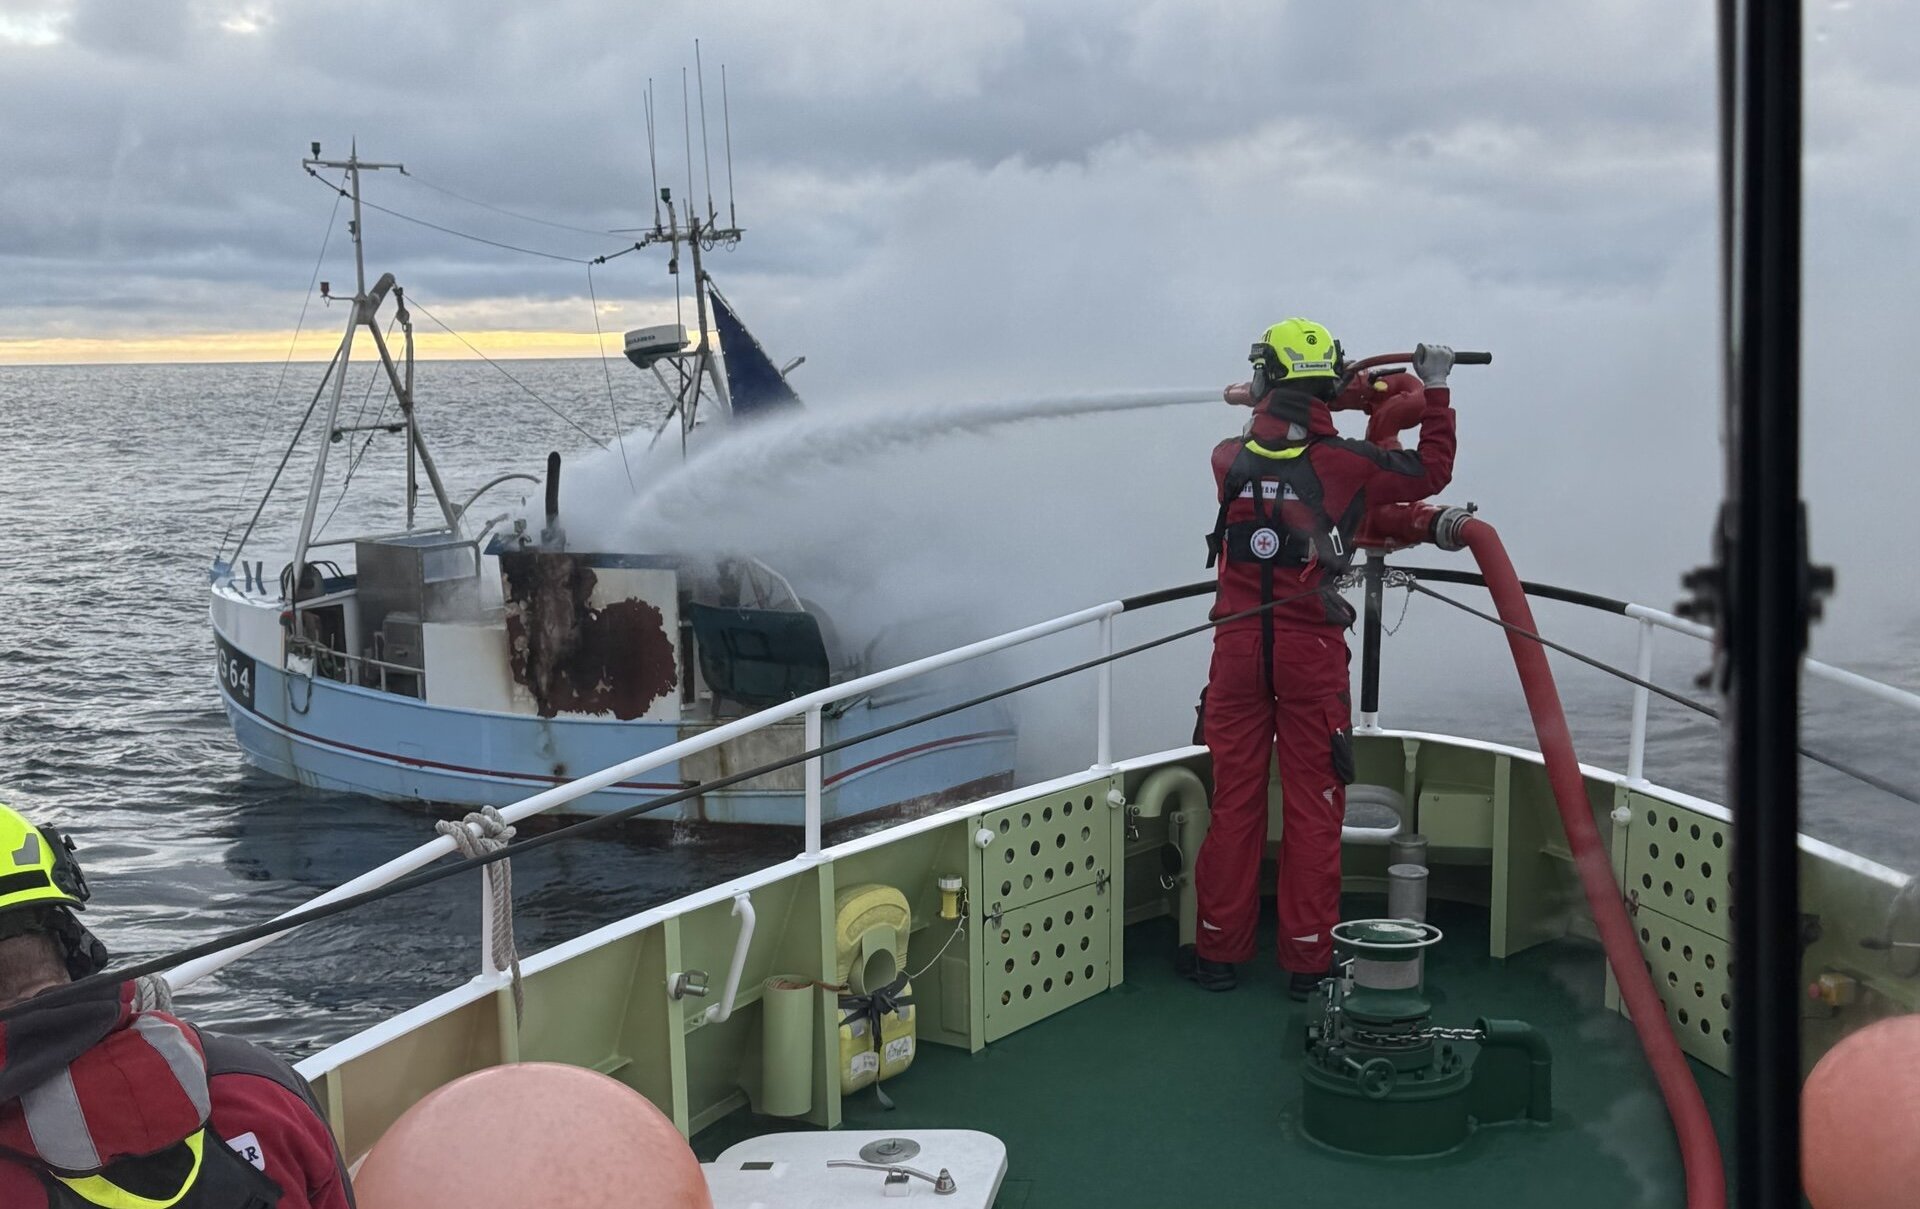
1175, 945, 1237, 992
1287, 968, 1332, 1001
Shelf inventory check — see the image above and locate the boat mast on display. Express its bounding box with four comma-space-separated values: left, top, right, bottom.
629, 61, 743, 445
290, 143, 404, 605
402, 293, 417, 528
289, 145, 461, 615
685, 208, 736, 428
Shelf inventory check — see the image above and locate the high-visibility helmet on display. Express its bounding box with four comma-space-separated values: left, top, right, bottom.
1250, 317, 1342, 384
0, 802, 106, 979
0, 803, 89, 915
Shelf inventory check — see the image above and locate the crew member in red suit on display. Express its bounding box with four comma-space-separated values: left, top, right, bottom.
1182, 320, 1457, 997
0, 802, 355, 1209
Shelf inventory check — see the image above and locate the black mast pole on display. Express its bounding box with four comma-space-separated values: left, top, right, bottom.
1704, 2, 1825, 1203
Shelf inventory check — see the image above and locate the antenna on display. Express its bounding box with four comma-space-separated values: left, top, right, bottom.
695, 39, 717, 225
722, 63, 737, 229
645, 78, 662, 231
681, 68, 696, 233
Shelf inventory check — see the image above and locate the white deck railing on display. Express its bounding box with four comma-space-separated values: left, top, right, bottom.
166, 598, 1124, 990
171, 573, 1920, 993
1620, 605, 1920, 783
1355, 589, 1920, 785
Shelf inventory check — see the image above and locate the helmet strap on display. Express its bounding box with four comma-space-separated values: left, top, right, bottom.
40, 906, 109, 979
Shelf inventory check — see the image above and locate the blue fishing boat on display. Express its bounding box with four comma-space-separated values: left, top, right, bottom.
209, 148, 1015, 830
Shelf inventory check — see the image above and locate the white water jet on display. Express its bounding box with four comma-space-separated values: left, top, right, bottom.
599, 388, 1215, 552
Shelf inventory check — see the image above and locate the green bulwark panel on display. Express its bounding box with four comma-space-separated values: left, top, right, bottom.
1633, 909, 1733, 1070
1418, 785, 1495, 855
980, 787, 1109, 913
984, 881, 1111, 1041
1615, 793, 1733, 1072
978, 782, 1116, 1043
1625, 797, 1731, 936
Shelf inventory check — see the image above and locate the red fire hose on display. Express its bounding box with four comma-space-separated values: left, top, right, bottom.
1460, 518, 1727, 1208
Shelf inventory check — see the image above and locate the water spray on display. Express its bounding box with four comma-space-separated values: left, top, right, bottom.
613, 387, 1218, 545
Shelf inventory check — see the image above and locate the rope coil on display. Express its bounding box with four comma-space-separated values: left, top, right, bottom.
133, 974, 174, 1014
435, 807, 524, 1014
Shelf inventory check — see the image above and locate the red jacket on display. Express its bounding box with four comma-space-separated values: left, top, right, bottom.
1210, 381, 1455, 633
0, 982, 354, 1209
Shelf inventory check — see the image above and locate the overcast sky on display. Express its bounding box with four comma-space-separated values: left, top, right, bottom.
3, 0, 1914, 636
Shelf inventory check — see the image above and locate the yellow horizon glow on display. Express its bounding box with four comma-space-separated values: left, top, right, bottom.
0, 328, 619, 366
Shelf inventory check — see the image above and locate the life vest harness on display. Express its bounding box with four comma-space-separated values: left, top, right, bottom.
1205, 439, 1365, 694
11, 1016, 287, 1209
40, 1129, 280, 1209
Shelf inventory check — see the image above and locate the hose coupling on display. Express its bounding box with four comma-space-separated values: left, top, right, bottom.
1429, 506, 1477, 552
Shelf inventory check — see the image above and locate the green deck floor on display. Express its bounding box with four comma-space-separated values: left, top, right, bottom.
696, 894, 1736, 1207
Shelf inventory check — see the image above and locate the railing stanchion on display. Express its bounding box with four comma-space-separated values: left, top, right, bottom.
1095, 615, 1114, 770
804, 705, 824, 856
1627, 618, 1655, 783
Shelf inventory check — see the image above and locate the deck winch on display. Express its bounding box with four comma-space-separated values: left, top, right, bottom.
1301, 919, 1552, 1156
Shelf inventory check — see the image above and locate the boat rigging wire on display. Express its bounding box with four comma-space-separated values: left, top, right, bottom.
586, 261, 636, 491
406, 296, 609, 450
314, 319, 400, 540
226, 350, 343, 566
5, 582, 1332, 1019
397, 171, 620, 238
305, 168, 627, 265
218, 189, 345, 560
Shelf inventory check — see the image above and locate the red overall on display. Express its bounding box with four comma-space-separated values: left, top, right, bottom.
1196, 380, 1455, 972
0, 981, 355, 1209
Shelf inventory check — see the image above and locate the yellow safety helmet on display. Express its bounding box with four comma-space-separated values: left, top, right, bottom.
0, 802, 106, 978
0, 803, 89, 915
1250, 317, 1343, 396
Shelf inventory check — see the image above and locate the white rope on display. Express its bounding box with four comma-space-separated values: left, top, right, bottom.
435, 807, 523, 1015
132, 973, 174, 1014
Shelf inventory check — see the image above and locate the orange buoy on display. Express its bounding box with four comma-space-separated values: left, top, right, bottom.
354, 1062, 712, 1209
1804, 1014, 1920, 1208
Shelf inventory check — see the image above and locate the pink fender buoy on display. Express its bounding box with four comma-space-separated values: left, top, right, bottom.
1804, 1015, 1920, 1208
354, 1062, 712, 1209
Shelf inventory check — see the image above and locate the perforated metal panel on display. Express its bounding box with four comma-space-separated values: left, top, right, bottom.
1619, 794, 1734, 1073
1634, 910, 1733, 1070
983, 880, 1112, 1041
975, 783, 1116, 1042
1625, 797, 1732, 937
979, 788, 1111, 913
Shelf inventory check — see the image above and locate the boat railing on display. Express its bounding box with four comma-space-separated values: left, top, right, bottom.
1368, 563, 1920, 787
170, 559, 1920, 994
287, 636, 427, 696
165, 598, 1127, 990
1616, 604, 1920, 782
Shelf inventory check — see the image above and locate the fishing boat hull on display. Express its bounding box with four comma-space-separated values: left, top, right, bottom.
210, 584, 1016, 827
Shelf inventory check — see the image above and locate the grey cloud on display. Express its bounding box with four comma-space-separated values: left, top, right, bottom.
4, 0, 1912, 755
